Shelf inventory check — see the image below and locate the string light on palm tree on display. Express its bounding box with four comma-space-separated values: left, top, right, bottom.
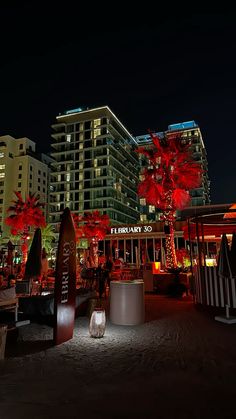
136, 132, 202, 270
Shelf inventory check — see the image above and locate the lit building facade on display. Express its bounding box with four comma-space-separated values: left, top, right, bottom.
49, 106, 140, 228
136, 121, 210, 223
0, 135, 50, 237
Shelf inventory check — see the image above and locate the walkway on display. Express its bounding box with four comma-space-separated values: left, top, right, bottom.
1, 295, 236, 418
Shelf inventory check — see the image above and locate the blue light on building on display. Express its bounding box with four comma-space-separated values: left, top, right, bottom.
168, 121, 198, 131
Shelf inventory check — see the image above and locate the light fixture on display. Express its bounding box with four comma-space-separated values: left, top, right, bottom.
89, 307, 106, 338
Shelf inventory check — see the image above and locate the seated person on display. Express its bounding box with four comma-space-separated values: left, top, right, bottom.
0, 275, 16, 301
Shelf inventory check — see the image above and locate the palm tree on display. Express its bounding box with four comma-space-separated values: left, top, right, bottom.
137, 132, 202, 269
41, 224, 57, 254
73, 210, 110, 267
5, 192, 46, 262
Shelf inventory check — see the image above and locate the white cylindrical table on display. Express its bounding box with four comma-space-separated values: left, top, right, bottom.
110, 280, 145, 325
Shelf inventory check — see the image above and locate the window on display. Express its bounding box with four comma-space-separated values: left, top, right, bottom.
43, 180, 46, 185
67, 124, 74, 133
140, 214, 147, 222
149, 205, 155, 213
84, 121, 91, 130
0, 152, 4, 158
29, 183, 32, 188
18, 182, 21, 187
0, 164, 5, 170
38, 186, 40, 191
43, 188, 45, 193
19, 144, 23, 150
95, 168, 101, 177
66, 134, 71, 142
38, 170, 41, 175
30, 174, 32, 180
18, 173, 22, 179
30, 165, 32, 171
38, 178, 40, 183
0, 173, 5, 178
94, 118, 101, 128
94, 129, 101, 138
140, 198, 146, 205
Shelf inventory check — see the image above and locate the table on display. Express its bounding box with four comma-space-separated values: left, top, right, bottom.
110, 280, 145, 326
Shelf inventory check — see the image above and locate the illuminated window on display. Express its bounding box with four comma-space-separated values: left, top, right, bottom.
94, 159, 97, 168
57, 174, 61, 182
66, 173, 70, 182
94, 119, 101, 128
95, 168, 101, 177
94, 129, 101, 138
140, 198, 146, 205
79, 133, 83, 141
0, 173, 5, 178
140, 214, 147, 222
149, 205, 155, 213
79, 182, 83, 190
79, 143, 83, 149
0, 153, 4, 158
79, 163, 83, 170
139, 174, 145, 181
79, 153, 83, 161
66, 192, 70, 201
0, 164, 5, 170
79, 173, 83, 181
66, 134, 71, 142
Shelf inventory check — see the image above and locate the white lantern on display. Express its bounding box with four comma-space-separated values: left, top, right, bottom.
89, 308, 106, 338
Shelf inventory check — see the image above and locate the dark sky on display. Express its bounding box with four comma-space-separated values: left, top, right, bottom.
1, 3, 236, 204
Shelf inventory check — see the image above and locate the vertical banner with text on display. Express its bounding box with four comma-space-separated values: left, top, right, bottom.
53, 208, 76, 345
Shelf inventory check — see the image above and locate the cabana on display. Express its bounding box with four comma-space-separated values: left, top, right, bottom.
181, 203, 236, 315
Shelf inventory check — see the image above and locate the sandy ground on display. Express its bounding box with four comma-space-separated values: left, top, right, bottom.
1, 295, 236, 419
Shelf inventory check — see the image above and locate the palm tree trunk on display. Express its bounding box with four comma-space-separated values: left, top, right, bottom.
163, 210, 177, 270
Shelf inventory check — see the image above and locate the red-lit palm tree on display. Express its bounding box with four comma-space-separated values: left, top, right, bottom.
73, 210, 110, 267
137, 132, 202, 269
5, 192, 46, 263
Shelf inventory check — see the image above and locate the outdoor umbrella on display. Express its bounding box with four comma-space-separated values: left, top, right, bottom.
230, 232, 236, 277
24, 228, 42, 281
7, 240, 14, 274
215, 233, 236, 323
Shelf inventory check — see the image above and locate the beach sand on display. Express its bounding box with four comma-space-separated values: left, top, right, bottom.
1, 295, 236, 418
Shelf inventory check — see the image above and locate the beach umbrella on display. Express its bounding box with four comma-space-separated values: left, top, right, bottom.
7, 240, 14, 273
24, 228, 42, 281
215, 233, 236, 322
230, 232, 236, 277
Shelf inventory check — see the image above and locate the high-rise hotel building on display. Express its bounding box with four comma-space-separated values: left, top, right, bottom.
49, 106, 140, 227
136, 121, 210, 222
0, 135, 51, 237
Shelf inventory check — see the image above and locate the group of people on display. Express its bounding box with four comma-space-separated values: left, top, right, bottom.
79, 256, 114, 299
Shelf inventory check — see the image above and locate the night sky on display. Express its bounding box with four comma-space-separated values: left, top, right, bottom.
1, 4, 236, 204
